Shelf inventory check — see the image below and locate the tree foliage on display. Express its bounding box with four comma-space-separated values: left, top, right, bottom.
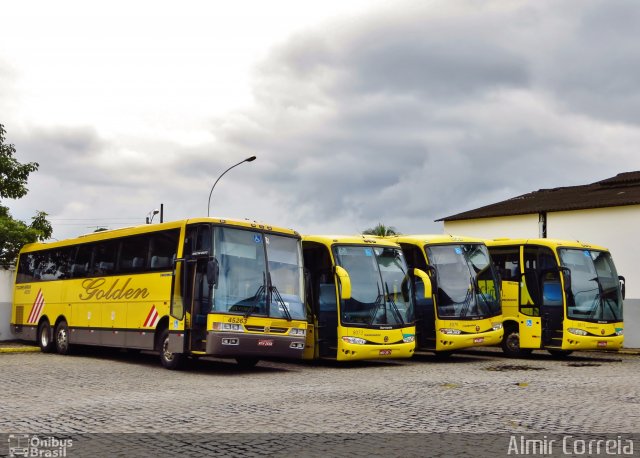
362, 223, 399, 237
0, 124, 52, 267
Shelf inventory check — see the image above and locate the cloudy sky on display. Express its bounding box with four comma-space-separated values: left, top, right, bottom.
2, 0, 640, 240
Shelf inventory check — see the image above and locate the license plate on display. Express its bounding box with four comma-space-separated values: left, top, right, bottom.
258, 339, 274, 347
597, 341, 607, 347
473, 337, 484, 344
379, 349, 392, 356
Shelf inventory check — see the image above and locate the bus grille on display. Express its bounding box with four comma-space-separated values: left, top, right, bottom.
16, 306, 24, 325
245, 326, 288, 334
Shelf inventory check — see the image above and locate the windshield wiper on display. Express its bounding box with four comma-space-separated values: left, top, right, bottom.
245, 273, 266, 318
268, 273, 292, 321
368, 284, 384, 325
588, 276, 620, 321
459, 280, 474, 318
384, 283, 405, 326
472, 273, 492, 315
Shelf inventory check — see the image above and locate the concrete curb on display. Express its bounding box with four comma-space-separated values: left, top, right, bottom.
0, 345, 40, 353
0, 340, 41, 353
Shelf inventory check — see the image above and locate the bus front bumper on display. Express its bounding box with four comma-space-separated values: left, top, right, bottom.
436, 328, 504, 352
337, 341, 415, 361
563, 334, 624, 351
205, 331, 306, 360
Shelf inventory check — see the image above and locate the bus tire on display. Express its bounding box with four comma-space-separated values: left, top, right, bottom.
38, 321, 55, 353
501, 328, 531, 357
235, 357, 259, 368
159, 328, 184, 370
55, 321, 71, 355
547, 349, 573, 358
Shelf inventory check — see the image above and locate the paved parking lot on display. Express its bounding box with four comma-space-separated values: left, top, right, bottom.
1, 348, 639, 456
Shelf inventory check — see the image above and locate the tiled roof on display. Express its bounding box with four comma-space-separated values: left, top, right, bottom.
438, 172, 640, 222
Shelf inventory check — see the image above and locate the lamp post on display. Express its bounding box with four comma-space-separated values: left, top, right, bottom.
146, 209, 159, 224
207, 156, 256, 217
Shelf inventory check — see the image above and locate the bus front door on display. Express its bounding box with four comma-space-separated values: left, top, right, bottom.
185, 259, 211, 353
540, 279, 564, 348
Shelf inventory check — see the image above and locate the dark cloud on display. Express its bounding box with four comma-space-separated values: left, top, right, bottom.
8, 0, 640, 239
526, 0, 640, 124
196, 0, 640, 235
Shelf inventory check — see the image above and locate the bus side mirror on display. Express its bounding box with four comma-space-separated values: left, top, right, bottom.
558, 266, 572, 293
619, 275, 626, 300
413, 268, 432, 298
334, 265, 351, 300
207, 258, 219, 288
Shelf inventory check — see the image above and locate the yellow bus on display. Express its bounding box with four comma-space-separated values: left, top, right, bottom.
486, 238, 625, 357
301, 235, 431, 361
11, 217, 308, 369
390, 235, 504, 355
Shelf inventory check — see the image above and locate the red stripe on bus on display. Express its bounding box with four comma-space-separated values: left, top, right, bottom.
28, 290, 44, 324
143, 306, 156, 327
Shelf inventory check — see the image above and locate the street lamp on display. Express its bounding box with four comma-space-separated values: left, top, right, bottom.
207, 156, 256, 217
146, 209, 159, 224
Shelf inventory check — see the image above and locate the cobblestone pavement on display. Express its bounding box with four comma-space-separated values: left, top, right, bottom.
0, 348, 638, 456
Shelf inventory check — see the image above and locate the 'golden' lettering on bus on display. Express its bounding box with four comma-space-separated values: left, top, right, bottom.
79, 278, 150, 301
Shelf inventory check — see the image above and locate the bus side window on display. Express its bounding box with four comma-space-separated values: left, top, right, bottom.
399, 243, 430, 307
93, 241, 118, 275
302, 242, 335, 315
149, 229, 180, 271
119, 236, 149, 273
522, 246, 557, 316
73, 244, 93, 278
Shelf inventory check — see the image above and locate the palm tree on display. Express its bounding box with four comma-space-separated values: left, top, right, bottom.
362, 223, 399, 236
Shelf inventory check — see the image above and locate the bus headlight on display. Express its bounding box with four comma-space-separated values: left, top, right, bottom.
492, 323, 503, 331
342, 336, 367, 345
403, 335, 415, 343
616, 329, 624, 336
439, 328, 462, 335
289, 328, 306, 337
568, 328, 588, 336
212, 322, 244, 332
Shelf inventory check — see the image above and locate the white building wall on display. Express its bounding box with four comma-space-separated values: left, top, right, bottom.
443, 213, 540, 240
0, 269, 16, 341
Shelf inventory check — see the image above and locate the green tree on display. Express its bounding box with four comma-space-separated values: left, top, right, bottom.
362, 223, 399, 237
0, 124, 52, 267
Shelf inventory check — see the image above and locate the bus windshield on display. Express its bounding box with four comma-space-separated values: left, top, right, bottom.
333, 245, 413, 326
426, 244, 501, 320
212, 227, 306, 320
558, 249, 623, 323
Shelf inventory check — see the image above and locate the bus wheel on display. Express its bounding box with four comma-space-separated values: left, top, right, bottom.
159, 329, 184, 370
235, 357, 259, 368
547, 349, 573, 358
55, 321, 71, 355
38, 321, 55, 353
501, 329, 531, 357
